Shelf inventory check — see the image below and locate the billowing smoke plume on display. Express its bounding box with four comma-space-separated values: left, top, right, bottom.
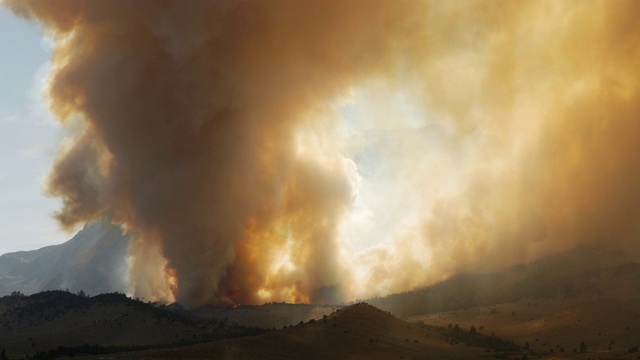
5, 0, 640, 305
3, 0, 429, 306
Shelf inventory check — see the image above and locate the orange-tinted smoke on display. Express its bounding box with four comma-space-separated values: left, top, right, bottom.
7, 0, 640, 305
4, 0, 430, 306
350, 1, 640, 297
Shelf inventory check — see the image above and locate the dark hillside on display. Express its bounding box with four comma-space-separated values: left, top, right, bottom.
110, 303, 496, 359
0, 290, 264, 359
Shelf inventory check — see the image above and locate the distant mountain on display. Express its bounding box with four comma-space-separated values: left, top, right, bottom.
0, 218, 130, 297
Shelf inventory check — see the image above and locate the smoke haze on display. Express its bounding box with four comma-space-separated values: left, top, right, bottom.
4, 0, 640, 306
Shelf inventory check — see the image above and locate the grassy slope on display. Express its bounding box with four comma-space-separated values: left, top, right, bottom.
411, 296, 640, 359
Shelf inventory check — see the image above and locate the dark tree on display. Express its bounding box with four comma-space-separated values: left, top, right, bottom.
580, 342, 587, 353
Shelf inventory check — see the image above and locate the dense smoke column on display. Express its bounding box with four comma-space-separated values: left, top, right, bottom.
4, 0, 429, 306
8, 0, 640, 305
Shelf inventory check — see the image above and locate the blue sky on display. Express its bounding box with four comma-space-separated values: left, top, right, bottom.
0, 8, 70, 254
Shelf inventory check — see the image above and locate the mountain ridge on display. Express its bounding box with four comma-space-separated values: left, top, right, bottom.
0, 218, 130, 297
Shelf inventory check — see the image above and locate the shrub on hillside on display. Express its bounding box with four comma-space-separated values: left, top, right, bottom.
580, 342, 587, 353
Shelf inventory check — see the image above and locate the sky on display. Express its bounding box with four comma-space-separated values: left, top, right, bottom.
0, 7, 69, 254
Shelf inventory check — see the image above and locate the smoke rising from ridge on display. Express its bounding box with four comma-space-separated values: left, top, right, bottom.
5, 0, 640, 305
